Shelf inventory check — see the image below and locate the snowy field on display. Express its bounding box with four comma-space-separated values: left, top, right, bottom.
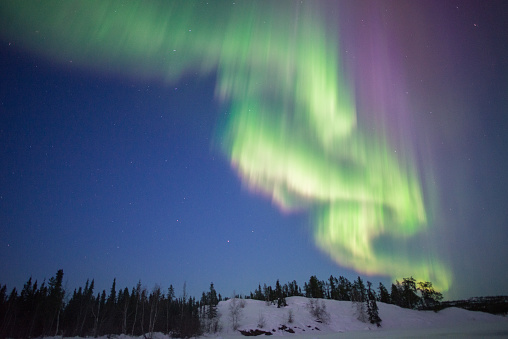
209, 297, 508, 338
44, 297, 508, 338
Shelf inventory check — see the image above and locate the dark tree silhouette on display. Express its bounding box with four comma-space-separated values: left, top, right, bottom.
402, 277, 420, 309
417, 281, 443, 309
367, 281, 382, 327
275, 280, 287, 308
378, 282, 390, 304
0, 271, 448, 337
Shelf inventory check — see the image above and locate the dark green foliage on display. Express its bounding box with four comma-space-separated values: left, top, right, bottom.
103, 278, 117, 334
0, 276, 203, 338
367, 281, 382, 327
388, 277, 443, 310
253, 284, 264, 300
352, 276, 368, 322
275, 280, 287, 308
19, 277, 39, 338
378, 282, 390, 304
328, 275, 337, 299
288, 280, 302, 297
0, 272, 63, 338
201, 282, 220, 334
118, 286, 129, 334
305, 275, 324, 299
401, 277, 420, 309
46, 269, 64, 335
206, 282, 219, 319
263, 283, 273, 302
352, 276, 366, 303
417, 281, 443, 309
62, 278, 95, 337
337, 276, 353, 301
252, 280, 301, 303
1, 287, 18, 338
391, 280, 403, 307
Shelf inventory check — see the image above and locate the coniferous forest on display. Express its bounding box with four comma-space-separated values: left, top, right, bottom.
0, 269, 475, 338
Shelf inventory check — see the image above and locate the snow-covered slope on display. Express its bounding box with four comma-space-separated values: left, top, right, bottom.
43, 296, 508, 338
211, 296, 508, 338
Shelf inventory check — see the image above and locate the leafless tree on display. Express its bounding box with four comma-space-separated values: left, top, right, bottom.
148, 285, 161, 338
131, 281, 141, 336
307, 299, 330, 324
140, 287, 147, 334
257, 312, 266, 328
287, 309, 294, 324
228, 296, 243, 330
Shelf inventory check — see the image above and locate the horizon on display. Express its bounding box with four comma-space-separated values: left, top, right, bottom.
0, 268, 497, 303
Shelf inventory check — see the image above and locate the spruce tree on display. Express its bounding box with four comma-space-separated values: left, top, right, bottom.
401, 277, 420, 309
148, 286, 161, 336
378, 282, 391, 303
304, 282, 310, 298
288, 280, 301, 297
390, 281, 402, 307
263, 284, 273, 303
104, 278, 117, 334
367, 281, 382, 327
417, 281, 443, 309
207, 283, 218, 319
275, 279, 286, 308
20, 277, 37, 338
308, 275, 324, 298
118, 287, 130, 334
352, 276, 366, 302
352, 276, 367, 322
46, 269, 64, 336
328, 275, 338, 300
337, 276, 352, 301
201, 283, 220, 333
254, 284, 264, 300
131, 281, 142, 336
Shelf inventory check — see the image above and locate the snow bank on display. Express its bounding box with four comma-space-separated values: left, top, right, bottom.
211, 296, 508, 338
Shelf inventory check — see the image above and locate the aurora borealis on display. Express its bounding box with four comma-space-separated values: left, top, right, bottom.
1, 1, 507, 299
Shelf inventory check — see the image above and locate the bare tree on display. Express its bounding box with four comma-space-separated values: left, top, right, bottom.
287, 309, 294, 324
140, 288, 147, 335
354, 299, 368, 323
131, 281, 141, 336
148, 285, 161, 338
228, 296, 243, 331
166, 285, 174, 334
257, 312, 265, 328
92, 291, 105, 337
118, 287, 130, 334
307, 299, 330, 324
78, 279, 94, 336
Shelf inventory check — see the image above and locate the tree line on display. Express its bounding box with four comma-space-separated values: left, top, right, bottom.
0, 270, 443, 338
247, 275, 442, 327
0, 270, 206, 338
248, 274, 442, 310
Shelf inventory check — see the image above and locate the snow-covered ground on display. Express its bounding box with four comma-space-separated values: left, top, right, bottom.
45, 296, 508, 338
209, 296, 508, 338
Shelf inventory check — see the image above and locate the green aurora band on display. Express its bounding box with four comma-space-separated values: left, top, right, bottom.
0, 1, 451, 291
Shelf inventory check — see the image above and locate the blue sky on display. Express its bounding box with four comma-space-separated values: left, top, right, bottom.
1, 0, 507, 300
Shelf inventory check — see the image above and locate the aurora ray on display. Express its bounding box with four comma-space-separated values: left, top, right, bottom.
0, 0, 451, 290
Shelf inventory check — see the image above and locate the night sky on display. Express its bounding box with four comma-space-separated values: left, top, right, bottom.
1, 1, 507, 301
